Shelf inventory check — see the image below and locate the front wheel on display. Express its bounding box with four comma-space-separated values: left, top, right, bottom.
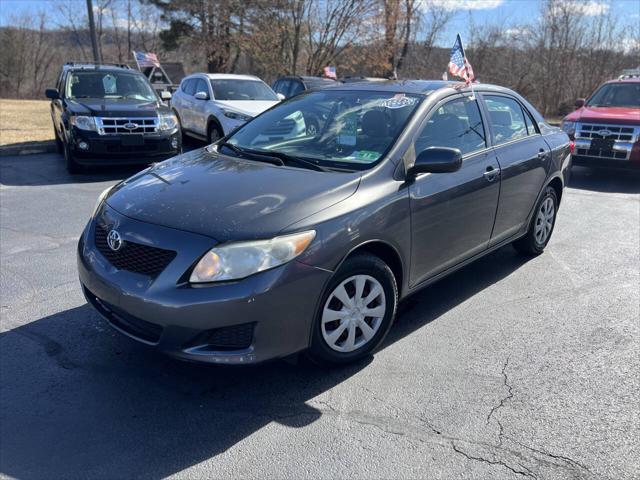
63, 141, 82, 174
207, 121, 223, 145
513, 186, 558, 255
307, 253, 398, 366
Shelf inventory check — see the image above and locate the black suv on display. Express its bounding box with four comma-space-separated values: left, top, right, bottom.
271, 75, 337, 99
45, 63, 181, 173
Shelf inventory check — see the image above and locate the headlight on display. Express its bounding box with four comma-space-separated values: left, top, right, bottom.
70, 115, 97, 131
190, 230, 316, 283
92, 186, 113, 217
222, 109, 252, 122
158, 113, 178, 131
561, 121, 575, 135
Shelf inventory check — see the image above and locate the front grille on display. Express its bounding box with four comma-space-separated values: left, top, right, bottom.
576, 148, 627, 160
94, 225, 176, 277
84, 286, 163, 344
577, 123, 635, 141
575, 123, 639, 161
186, 323, 255, 351
96, 117, 158, 135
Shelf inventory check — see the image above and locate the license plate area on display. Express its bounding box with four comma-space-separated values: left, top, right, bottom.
590, 138, 614, 151
121, 134, 144, 146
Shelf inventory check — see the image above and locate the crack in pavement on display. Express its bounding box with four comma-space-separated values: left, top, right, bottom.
487, 356, 514, 426
451, 441, 536, 478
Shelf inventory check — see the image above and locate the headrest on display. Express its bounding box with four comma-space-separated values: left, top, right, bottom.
361, 110, 388, 137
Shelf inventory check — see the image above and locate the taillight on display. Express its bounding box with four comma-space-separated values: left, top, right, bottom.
570, 141, 575, 154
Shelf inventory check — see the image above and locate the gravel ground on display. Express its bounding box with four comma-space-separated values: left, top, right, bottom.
1, 153, 638, 480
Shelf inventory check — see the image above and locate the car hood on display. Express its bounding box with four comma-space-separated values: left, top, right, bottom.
67, 98, 167, 116
564, 106, 640, 125
214, 100, 279, 117
105, 148, 360, 241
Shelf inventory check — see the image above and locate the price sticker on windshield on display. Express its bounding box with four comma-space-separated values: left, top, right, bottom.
102, 74, 117, 94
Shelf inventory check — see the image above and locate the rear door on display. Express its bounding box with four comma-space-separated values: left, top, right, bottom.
178, 79, 197, 131
482, 94, 550, 245
191, 78, 211, 136
408, 94, 501, 286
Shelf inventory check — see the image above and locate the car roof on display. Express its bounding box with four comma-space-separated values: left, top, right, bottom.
605, 77, 640, 84
325, 79, 518, 96
63, 63, 134, 73
191, 73, 263, 82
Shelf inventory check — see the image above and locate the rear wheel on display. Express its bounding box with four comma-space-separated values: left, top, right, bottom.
207, 121, 223, 145
513, 186, 558, 255
307, 253, 398, 366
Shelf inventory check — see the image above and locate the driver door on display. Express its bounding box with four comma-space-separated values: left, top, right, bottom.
408, 94, 500, 286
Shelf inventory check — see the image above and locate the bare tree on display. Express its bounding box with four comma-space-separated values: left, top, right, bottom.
305, 0, 374, 76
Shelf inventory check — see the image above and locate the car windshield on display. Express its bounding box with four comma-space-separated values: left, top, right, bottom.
225, 90, 423, 170
66, 71, 156, 101
210, 79, 278, 101
586, 83, 640, 108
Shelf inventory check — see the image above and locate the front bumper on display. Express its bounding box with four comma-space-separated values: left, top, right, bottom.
77, 205, 332, 364
69, 127, 181, 165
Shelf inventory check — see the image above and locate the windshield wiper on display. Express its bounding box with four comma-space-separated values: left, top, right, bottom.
244, 148, 329, 172
218, 142, 284, 166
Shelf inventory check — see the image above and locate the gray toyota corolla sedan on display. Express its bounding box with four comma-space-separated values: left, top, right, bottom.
78, 80, 571, 365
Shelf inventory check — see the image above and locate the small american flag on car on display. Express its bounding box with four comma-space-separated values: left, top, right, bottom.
133, 51, 160, 68
323, 66, 337, 79
448, 35, 474, 85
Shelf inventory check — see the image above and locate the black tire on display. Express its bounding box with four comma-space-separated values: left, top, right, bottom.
207, 121, 223, 144
53, 126, 63, 154
307, 253, 398, 366
63, 141, 82, 174
513, 186, 558, 256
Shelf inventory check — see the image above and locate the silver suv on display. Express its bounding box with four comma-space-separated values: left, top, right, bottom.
171, 73, 281, 143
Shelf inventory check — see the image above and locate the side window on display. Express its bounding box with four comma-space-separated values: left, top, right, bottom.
415, 96, 486, 156
194, 78, 209, 97
183, 79, 196, 96
485, 95, 529, 145
289, 81, 304, 97
275, 80, 290, 96
523, 108, 538, 135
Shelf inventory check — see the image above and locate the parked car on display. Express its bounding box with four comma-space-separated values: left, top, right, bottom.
45, 62, 180, 174
171, 73, 280, 143
272, 75, 338, 99
79, 80, 570, 366
561, 77, 640, 170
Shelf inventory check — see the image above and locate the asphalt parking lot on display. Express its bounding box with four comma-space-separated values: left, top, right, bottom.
1, 151, 638, 480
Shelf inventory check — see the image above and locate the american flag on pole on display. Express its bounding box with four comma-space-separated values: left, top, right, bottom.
133, 51, 160, 68
323, 66, 337, 79
448, 35, 475, 85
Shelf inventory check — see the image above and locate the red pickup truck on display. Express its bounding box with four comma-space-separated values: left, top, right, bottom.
561, 77, 640, 169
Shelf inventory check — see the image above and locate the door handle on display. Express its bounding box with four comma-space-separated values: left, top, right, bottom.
537, 149, 548, 160
483, 166, 500, 182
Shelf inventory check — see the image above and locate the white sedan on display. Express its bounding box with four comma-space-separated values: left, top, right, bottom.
171, 73, 282, 143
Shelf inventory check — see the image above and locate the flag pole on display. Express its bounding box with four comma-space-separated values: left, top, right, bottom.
458, 34, 475, 100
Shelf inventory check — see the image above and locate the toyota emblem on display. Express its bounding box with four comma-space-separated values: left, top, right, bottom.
597, 129, 612, 137
123, 122, 138, 130
107, 229, 123, 251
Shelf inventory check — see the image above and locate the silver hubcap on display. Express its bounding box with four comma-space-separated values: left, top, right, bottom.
321, 275, 386, 353
534, 196, 555, 245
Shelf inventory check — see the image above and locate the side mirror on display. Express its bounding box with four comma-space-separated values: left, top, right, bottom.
276, 93, 286, 101
194, 91, 209, 100
574, 98, 585, 109
160, 90, 172, 100
45, 88, 59, 100
409, 147, 462, 177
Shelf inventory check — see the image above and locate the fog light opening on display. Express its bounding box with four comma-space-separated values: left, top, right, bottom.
78, 141, 89, 151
